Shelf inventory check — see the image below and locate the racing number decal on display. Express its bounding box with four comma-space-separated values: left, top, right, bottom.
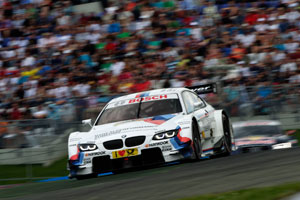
112, 148, 138, 159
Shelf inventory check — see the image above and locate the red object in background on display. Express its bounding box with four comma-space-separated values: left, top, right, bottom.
126, 2, 136, 11
184, 79, 192, 87
98, 73, 112, 85
258, 13, 268, 21
105, 42, 117, 51
142, 63, 156, 69
118, 72, 132, 80
288, 52, 300, 59
0, 69, 19, 77
245, 13, 259, 25
183, 16, 194, 26
131, 80, 151, 92
109, 82, 119, 92
11, 108, 21, 120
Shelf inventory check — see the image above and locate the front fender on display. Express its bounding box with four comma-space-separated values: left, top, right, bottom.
68, 131, 84, 160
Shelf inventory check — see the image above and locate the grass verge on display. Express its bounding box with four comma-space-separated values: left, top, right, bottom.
0, 156, 68, 185
294, 129, 300, 145
179, 182, 300, 200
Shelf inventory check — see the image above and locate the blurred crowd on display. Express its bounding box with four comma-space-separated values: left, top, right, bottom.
0, 0, 300, 123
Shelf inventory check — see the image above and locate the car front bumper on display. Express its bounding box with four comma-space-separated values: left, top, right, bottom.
68, 139, 193, 177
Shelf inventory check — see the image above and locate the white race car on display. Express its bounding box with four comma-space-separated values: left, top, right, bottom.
68, 84, 235, 179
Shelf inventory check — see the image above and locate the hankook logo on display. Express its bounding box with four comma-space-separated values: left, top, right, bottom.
121, 135, 127, 138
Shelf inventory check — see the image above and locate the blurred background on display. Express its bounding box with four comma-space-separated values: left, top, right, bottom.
0, 0, 299, 183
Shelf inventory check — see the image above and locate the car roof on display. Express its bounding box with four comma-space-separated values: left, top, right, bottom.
233, 120, 281, 128
109, 88, 188, 103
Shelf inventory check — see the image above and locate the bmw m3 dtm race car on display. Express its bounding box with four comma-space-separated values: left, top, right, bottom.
68, 84, 235, 179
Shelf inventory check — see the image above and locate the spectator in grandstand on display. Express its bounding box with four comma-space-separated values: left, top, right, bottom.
223, 81, 240, 116
32, 104, 48, 119
0, 0, 299, 123
253, 81, 274, 115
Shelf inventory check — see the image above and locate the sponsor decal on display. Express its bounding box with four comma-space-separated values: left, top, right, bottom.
95, 130, 122, 140
69, 144, 77, 147
148, 141, 169, 147
160, 88, 177, 92
181, 127, 190, 130
85, 151, 106, 157
129, 95, 168, 103
69, 138, 81, 142
83, 158, 92, 164
120, 126, 155, 131
178, 121, 190, 125
112, 148, 138, 159
162, 145, 172, 152
95, 126, 157, 138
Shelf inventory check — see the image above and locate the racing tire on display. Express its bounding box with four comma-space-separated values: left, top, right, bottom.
221, 114, 232, 156
75, 173, 97, 180
192, 121, 202, 160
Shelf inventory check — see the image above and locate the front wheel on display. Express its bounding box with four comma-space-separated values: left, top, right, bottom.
192, 122, 202, 160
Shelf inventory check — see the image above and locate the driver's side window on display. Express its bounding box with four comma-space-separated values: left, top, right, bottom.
182, 91, 205, 113
182, 92, 195, 113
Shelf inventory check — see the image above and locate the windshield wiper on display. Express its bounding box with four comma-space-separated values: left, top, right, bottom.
137, 98, 143, 118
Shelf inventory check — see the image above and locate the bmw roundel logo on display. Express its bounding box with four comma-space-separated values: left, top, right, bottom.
121, 135, 127, 138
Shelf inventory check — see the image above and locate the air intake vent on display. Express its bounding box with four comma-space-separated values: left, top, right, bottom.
103, 140, 123, 150
125, 136, 146, 147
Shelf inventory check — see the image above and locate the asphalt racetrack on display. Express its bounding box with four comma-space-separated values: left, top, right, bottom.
1, 148, 300, 200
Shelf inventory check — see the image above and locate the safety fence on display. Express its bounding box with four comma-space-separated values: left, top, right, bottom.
0, 119, 92, 182
216, 83, 300, 129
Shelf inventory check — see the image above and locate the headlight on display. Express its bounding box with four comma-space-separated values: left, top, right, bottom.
153, 129, 179, 140
79, 144, 98, 151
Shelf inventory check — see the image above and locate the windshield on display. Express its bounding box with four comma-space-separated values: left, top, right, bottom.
97, 98, 182, 125
234, 125, 282, 138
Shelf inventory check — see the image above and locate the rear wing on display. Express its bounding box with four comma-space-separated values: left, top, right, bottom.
187, 83, 217, 94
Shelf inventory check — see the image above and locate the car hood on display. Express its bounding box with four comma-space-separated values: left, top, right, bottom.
235, 136, 277, 146
85, 114, 182, 143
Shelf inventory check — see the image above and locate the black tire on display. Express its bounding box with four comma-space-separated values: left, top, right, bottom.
221, 114, 232, 156
75, 173, 97, 180
192, 122, 202, 160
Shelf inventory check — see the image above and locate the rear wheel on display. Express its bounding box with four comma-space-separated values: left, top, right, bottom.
192, 122, 202, 160
221, 114, 232, 156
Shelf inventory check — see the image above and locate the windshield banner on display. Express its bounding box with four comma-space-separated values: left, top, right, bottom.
107, 94, 179, 109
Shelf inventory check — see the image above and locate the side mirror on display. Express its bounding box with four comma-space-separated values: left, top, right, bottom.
193, 102, 203, 110
82, 119, 92, 128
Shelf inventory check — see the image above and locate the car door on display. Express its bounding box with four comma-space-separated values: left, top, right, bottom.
182, 91, 211, 140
